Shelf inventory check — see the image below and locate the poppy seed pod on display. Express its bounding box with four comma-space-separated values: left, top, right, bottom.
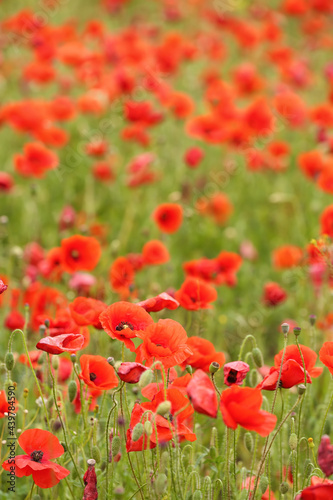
309, 315, 316, 326
281, 323, 289, 335
209, 361, 220, 374
156, 400, 172, 417
132, 423, 144, 442
298, 384, 306, 395
293, 327, 301, 337
68, 380, 77, 402
5, 352, 14, 371
280, 482, 289, 494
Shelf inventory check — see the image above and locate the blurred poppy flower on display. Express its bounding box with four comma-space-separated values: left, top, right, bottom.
224, 361, 250, 386
79, 354, 118, 391
69, 297, 107, 329
262, 282, 287, 306
136, 292, 179, 313
180, 336, 225, 372
4, 310, 25, 330
187, 369, 218, 418
296, 476, 333, 499
319, 342, 333, 375
272, 245, 303, 269
100, 301, 154, 351
14, 142, 58, 178
117, 362, 148, 383
153, 203, 183, 233
142, 240, 170, 265
109, 257, 135, 298
318, 435, 333, 477
0, 172, 14, 192
36, 333, 84, 355
0, 280, 8, 295
320, 205, 333, 237
220, 386, 277, 436
60, 235, 101, 273
184, 147, 204, 168
0, 390, 18, 418
2, 428, 70, 488
175, 277, 217, 310
196, 192, 233, 226
135, 318, 192, 368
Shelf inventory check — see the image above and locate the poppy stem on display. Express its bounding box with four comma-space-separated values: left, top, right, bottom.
211, 373, 221, 398
8, 329, 51, 432
295, 338, 308, 491
238, 335, 257, 361
105, 383, 123, 498
47, 354, 84, 488
225, 426, 231, 499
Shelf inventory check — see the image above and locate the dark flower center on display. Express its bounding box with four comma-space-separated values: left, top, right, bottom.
227, 369, 238, 384
115, 321, 134, 331
71, 250, 80, 260
31, 450, 44, 462
90, 372, 97, 382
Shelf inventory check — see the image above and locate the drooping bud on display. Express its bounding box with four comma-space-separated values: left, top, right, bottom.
5, 352, 14, 371
156, 401, 172, 417
52, 356, 59, 370
83, 459, 98, 500
144, 420, 153, 436
249, 369, 259, 387
138, 369, 153, 388
111, 435, 121, 458
68, 380, 77, 402
252, 347, 263, 368
132, 423, 144, 442
244, 432, 253, 453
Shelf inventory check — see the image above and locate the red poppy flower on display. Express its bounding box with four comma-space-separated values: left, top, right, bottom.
79, 354, 119, 391
184, 147, 204, 168
153, 203, 183, 234
187, 369, 218, 418
196, 193, 233, 226
258, 359, 311, 391
272, 246, 303, 269
320, 205, 333, 237
180, 337, 226, 372
142, 240, 170, 265
92, 161, 115, 182
224, 361, 250, 386
135, 318, 193, 368
215, 251, 243, 286
69, 297, 107, 329
72, 380, 102, 414
2, 428, 70, 488
136, 292, 179, 313
60, 235, 101, 273
14, 142, 58, 178
36, 333, 85, 355
0, 172, 14, 192
99, 301, 154, 351
117, 362, 148, 383
298, 150, 324, 180
262, 282, 287, 306
318, 435, 333, 477
220, 386, 277, 436
0, 390, 18, 418
109, 257, 135, 298
4, 310, 25, 330
274, 344, 323, 378
83, 460, 98, 500
319, 342, 333, 375
175, 277, 218, 310
141, 372, 189, 400
297, 476, 333, 499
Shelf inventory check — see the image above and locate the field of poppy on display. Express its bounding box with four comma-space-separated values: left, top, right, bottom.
1, 0, 333, 499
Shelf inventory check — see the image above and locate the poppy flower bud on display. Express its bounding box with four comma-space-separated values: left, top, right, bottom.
249, 369, 259, 387
303, 458, 313, 476
138, 369, 153, 388
92, 446, 101, 464
118, 362, 148, 384
32, 495, 41, 500
185, 365, 193, 375
210, 427, 218, 449
132, 423, 144, 442
44, 319, 50, 328
68, 380, 77, 402
281, 323, 289, 335
298, 384, 306, 395
37, 353, 45, 365
107, 357, 115, 367
5, 352, 14, 371
252, 348, 263, 368
155, 473, 168, 496
309, 315, 316, 326
293, 327, 301, 337
289, 433, 297, 451
193, 491, 203, 500
111, 436, 121, 457
280, 482, 289, 494
144, 420, 152, 436
244, 432, 253, 453
259, 476, 269, 494
156, 401, 172, 417
209, 362, 220, 374
52, 356, 59, 370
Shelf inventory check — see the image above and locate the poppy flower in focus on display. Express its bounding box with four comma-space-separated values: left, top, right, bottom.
224, 361, 250, 386
220, 386, 277, 436
274, 344, 323, 378
14, 142, 58, 178
60, 235, 101, 273
153, 203, 183, 234
136, 292, 179, 313
69, 297, 107, 329
272, 245, 303, 269
36, 333, 85, 355
100, 301, 154, 351
319, 342, 333, 375
2, 428, 70, 488
187, 369, 218, 418
142, 240, 170, 265
175, 277, 217, 310
320, 205, 333, 237
135, 318, 192, 368
180, 336, 225, 372
117, 362, 148, 383
80, 354, 118, 391
262, 282, 287, 306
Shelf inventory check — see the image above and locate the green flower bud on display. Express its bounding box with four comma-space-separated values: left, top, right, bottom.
303, 458, 313, 477
280, 482, 289, 494
156, 401, 172, 417
32, 495, 41, 500
92, 446, 101, 463
259, 476, 269, 494
107, 357, 115, 367
209, 362, 220, 374
185, 365, 192, 375
5, 352, 14, 371
60, 441, 67, 453
289, 433, 297, 451
111, 436, 121, 457
193, 491, 203, 500
252, 347, 263, 368
293, 327, 301, 337
155, 473, 167, 496
70, 354, 76, 363
52, 356, 59, 370
160, 451, 169, 473
244, 432, 253, 453
210, 426, 218, 449
249, 369, 259, 387
144, 420, 153, 436
132, 423, 144, 442
139, 369, 153, 388
68, 380, 77, 403
281, 323, 289, 335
